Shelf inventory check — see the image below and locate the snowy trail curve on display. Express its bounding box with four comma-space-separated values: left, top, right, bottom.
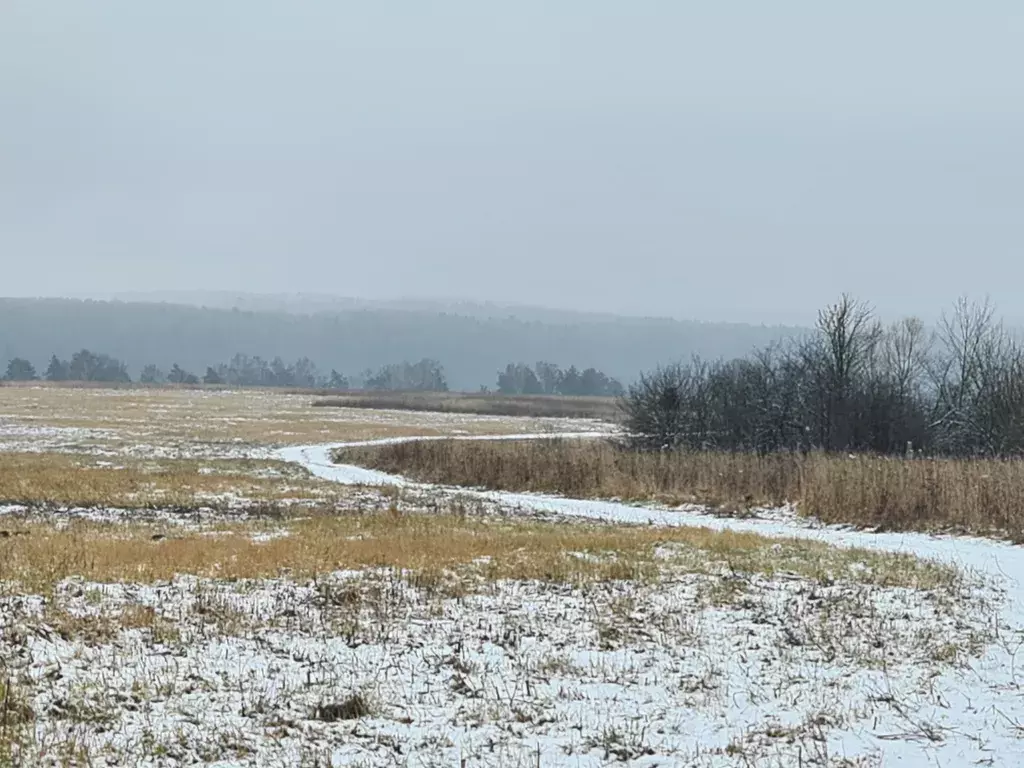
278, 434, 1024, 596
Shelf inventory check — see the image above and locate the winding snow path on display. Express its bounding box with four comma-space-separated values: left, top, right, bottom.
277, 433, 1024, 765
278, 434, 1024, 591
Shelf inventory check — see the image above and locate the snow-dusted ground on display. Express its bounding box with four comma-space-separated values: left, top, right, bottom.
0, 389, 615, 459
4, 430, 1024, 765
279, 436, 1024, 765
0, 422, 120, 454
4, 561, 1000, 767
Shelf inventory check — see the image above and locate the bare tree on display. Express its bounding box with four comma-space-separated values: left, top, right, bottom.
882, 317, 931, 401
623, 295, 1024, 459
928, 297, 1003, 454
815, 295, 881, 451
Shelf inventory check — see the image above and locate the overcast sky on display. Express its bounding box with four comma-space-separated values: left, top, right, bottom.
2, 2, 1022, 325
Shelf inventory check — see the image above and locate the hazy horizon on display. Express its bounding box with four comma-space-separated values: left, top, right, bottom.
2, 289, 1019, 330
3, 3, 1023, 327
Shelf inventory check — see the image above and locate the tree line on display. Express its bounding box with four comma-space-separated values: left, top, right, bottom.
142, 355, 449, 391
4, 351, 133, 384
1, 351, 435, 390
2, 350, 621, 396
495, 362, 624, 397
623, 295, 1024, 458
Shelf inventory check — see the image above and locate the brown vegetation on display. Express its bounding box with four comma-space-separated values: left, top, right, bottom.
313, 390, 620, 420
0, 507, 972, 766
338, 438, 1024, 540
0, 510, 951, 594
0, 453, 348, 509
0, 677, 33, 764
0, 386, 575, 453
339, 438, 802, 505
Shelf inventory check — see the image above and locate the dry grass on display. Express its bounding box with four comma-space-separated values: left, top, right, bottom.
314, 694, 374, 722
0, 385, 590, 454
42, 603, 180, 646
313, 390, 621, 421
339, 438, 804, 505
0, 510, 954, 595
0, 507, 984, 767
0, 677, 33, 765
0, 453, 352, 509
800, 456, 1024, 536
339, 438, 1024, 540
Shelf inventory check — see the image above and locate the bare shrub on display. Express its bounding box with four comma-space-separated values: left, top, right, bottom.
622, 294, 1024, 459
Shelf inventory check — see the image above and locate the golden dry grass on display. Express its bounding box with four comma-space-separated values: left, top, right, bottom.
0, 511, 954, 595
340, 438, 1024, 540
339, 439, 804, 505
0, 453, 351, 509
0, 385, 586, 453
313, 390, 621, 420
801, 456, 1024, 535
42, 603, 180, 646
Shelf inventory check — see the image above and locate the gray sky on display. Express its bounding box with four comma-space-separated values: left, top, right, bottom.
2, 2, 1022, 326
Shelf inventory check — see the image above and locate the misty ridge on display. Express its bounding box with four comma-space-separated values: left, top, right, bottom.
0, 296, 803, 392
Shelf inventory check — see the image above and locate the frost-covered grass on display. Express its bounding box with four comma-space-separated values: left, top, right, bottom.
0, 512, 999, 766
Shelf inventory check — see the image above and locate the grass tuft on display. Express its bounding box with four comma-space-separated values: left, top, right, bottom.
314, 694, 373, 722
0, 677, 34, 763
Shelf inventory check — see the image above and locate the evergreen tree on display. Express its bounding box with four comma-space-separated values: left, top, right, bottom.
45, 355, 69, 382
5, 358, 38, 381
140, 364, 165, 384
168, 364, 199, 385
496, 363, 543, 394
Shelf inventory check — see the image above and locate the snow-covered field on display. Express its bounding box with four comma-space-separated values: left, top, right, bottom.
3, 403, 1024, 765
2, 555, 999, 767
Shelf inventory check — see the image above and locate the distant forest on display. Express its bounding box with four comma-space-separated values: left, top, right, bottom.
3, 348, 626, 397
0, 298, 802, 392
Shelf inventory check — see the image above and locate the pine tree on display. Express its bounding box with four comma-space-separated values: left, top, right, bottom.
5, 358, 38, 381
45, 355, 68, 382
